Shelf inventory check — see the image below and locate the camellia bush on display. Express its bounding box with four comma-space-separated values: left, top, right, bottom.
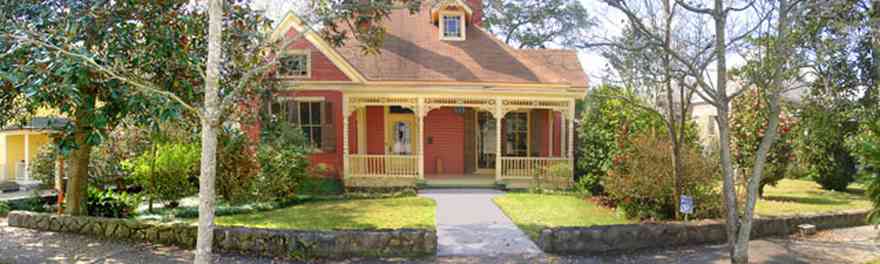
577, 85, 665, 194
605, 131, 723, 220
730, 87, 796, 197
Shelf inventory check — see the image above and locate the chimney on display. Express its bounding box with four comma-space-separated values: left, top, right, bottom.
466, 0, 483, 26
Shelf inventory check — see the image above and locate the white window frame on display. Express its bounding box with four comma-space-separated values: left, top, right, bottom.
439, 10, 466, 41
279, 49, 311, 79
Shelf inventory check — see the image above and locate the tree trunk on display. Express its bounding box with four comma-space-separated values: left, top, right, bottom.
64, 105, 94, 216
662, 0, 686, 221
194, 0, 223, 263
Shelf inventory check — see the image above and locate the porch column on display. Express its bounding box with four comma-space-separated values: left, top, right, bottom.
417, 98, 425, 181
548, 111, 554, 157
494, 98, 503, 182
342, 96, 350, 179
24, 132, 29, 181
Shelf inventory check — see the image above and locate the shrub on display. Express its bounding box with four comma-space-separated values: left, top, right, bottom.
606, 132, 722, 220
86, 187, 140, 218
730, 88, 797, 197
125, 143, 200, 208
296, 177, 343, 196
798, 102, 860, 191
217, 127, 260, 203
577, 85, 665, 194
251, 123, 311, 202
848, 120, 880, 224
29, 144, 67, 188
0, 201, 10, 216
532, 163, 574, 191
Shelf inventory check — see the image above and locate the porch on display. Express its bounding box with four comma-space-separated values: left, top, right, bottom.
341, 95, 576, 189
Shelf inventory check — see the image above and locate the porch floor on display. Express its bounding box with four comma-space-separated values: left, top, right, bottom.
424, 174, 497, 189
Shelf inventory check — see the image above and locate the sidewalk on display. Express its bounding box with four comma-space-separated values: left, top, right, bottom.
418, 189, 542, 257
1, 216, 878, 263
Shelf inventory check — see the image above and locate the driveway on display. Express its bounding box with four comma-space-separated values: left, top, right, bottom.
418, 189, 542, 257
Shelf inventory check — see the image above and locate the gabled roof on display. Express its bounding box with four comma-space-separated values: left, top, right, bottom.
277, 3, 589, 88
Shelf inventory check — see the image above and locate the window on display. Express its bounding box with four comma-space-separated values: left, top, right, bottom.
266, 98, 335, 151
440, 12, 465, 40
504, 112, 528, 156
299, 101, 323, 148
279, 52, 310, 78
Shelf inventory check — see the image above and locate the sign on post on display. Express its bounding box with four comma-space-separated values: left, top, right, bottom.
680, 195, 694, 217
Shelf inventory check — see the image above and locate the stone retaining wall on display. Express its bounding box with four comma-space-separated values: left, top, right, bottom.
538, 210, 870, 255
6, 211, 436, 258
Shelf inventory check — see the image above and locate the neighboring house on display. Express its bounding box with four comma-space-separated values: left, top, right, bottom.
257, 0, 588, 187
690, 84, 804, 147
0, 117, 66, 187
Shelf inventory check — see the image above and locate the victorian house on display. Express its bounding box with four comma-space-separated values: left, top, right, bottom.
262, 0, 588, 188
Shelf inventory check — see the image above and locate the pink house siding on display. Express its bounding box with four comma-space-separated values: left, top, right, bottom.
424, 108, 466, 174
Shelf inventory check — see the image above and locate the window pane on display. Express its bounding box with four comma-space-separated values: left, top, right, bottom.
299, 102, 309, 125
281, 54, 308, 77
443, 15, 461, 37
311, 102, 322, 125
313, 127, 322, 148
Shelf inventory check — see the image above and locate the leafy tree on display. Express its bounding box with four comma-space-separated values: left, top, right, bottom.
794, 0, 875, 192
730, 88, 796, 197
595, 0, 800, 262
483, 0, 593, 48
577, 85, 665, 194
848, 119, 880, 224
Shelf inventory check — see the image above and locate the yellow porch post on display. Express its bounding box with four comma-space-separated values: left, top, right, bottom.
494, 98, 503, 182
24, 132, 29, 181
342, 95, 350, 180
417, 98, 425, 181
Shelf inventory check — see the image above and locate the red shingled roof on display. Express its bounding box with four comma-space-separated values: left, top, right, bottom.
328, 3, 588, 87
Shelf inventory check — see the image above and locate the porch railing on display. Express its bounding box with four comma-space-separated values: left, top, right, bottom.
500, 157, 572, 180
349, 154, 418, 178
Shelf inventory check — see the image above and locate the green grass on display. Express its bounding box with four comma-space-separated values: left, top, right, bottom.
756, 179, 872, 216
214, 197, 436, 230
493, 194, 631, 240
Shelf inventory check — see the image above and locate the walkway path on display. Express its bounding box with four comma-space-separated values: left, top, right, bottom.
418, 189, 542, 257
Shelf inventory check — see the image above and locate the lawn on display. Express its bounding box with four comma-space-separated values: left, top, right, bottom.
214, 197, 436, 230
493, 193, 630, 240
755, 179, 872, 217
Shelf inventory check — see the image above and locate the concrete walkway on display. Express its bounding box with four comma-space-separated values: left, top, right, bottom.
418, 189, 542, 257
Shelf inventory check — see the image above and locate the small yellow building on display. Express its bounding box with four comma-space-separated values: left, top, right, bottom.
0, 117, 66, 184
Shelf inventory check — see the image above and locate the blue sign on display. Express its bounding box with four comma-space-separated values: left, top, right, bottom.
680, 195, 694, 215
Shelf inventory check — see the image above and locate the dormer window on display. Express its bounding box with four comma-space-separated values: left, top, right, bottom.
279, 50, 310, 78
439, 11, 466, 41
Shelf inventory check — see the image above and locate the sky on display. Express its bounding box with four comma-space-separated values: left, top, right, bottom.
250, 0, 745, 89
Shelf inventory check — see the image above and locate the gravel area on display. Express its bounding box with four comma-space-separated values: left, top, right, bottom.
1, 216, 878, 264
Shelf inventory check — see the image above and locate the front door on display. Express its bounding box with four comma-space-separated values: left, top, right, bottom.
476, 111, 496, 173
386, 108, 418, 175
387, 113, 417, 155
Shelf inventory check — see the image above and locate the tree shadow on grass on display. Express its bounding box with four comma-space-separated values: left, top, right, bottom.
762, 195, 850, 205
